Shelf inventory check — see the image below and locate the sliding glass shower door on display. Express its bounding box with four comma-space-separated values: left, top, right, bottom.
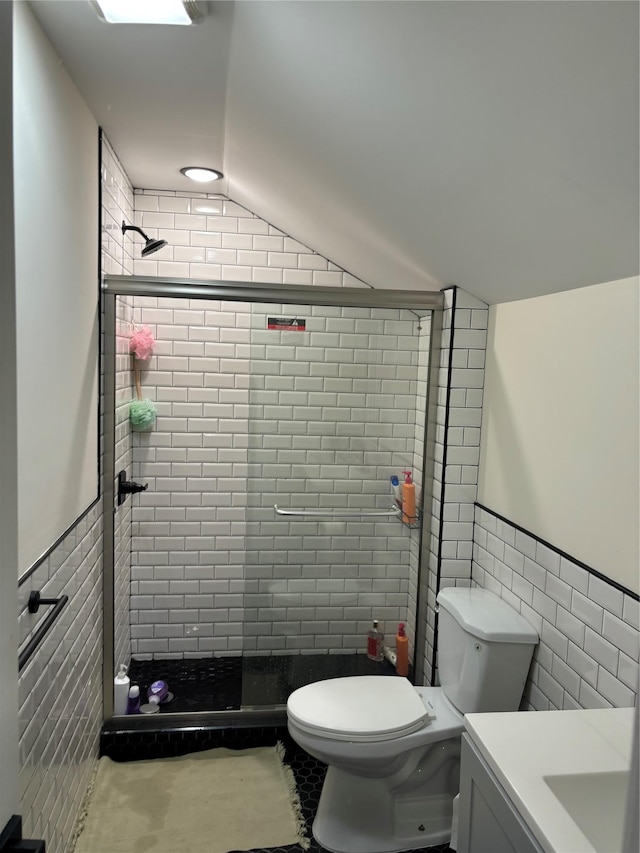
241, 299, 432, 707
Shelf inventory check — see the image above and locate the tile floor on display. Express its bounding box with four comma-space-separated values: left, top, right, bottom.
229, 734, 454, 853
101, 725, 453, 853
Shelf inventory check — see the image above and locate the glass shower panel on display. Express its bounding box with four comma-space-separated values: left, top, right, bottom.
242, 301, 430, 708
111, 287, 431, 718
126, 295, 253, 713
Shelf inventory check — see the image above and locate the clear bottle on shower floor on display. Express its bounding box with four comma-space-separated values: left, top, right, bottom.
367, 619, 384, 661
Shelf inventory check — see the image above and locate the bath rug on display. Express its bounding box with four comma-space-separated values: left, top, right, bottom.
71, 742, 309, 853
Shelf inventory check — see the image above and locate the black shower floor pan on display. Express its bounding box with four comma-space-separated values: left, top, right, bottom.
125, 651, 402, 715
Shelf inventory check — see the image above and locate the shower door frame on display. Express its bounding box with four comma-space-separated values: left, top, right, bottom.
102, 275, 444, 730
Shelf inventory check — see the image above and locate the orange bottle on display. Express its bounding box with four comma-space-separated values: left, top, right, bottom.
401, 470, 416, 524
395, 622, 409, 677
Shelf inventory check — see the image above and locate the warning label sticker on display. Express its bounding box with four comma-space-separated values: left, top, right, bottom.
267, 317, 306, 331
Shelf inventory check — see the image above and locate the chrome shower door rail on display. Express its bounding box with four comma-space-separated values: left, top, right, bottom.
102, 274, 445, 312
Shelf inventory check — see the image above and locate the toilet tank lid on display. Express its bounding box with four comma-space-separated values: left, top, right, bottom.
437, 588, 539, 644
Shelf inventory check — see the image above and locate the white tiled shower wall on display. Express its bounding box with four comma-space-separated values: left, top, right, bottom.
132, 190, 369, 287
423, 287, 489, 681
244, 302, 427, 655
129, 296, 429, 657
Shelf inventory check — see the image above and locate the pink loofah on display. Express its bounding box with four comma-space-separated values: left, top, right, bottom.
130, 326, 155, 360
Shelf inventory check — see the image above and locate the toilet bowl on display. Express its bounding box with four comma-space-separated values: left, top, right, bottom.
286, 587, 539, 853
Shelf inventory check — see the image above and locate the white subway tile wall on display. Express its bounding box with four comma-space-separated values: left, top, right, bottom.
473, 507, 639, 710
17, 508, 102, 853
244, 303, 428, 655
132, 190, 369, 288
126, 188, 431, 663
422, 287, 489, 681
129, 296, 429, 657
102, 140, 135, 279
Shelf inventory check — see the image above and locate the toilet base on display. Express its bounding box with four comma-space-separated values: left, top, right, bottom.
313, 765, 454, 853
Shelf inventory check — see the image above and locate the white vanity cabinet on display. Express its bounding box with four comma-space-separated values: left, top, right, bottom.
457, 733, 544, 853
456, 708, 635, 853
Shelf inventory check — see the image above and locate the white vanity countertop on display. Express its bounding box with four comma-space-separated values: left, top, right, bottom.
464, 707, 635, 853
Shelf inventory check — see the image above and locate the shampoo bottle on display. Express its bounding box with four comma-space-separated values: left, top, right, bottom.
367, 620, 384, 662
402, 470, 416, 524
395, 623, 409, 677
113, 664, 130, 716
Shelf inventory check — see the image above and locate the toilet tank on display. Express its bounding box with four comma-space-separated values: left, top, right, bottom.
436, 587, 538, 714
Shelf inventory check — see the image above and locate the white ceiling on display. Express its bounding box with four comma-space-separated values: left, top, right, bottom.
29, 0, 639, 304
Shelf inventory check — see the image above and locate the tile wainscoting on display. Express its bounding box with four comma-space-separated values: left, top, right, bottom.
17, 505, 103, 853
472, 504, 639, 711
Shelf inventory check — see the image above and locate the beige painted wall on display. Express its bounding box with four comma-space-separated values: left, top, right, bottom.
0, 0, 20, 824
478, 277, 639, 593
14, 2, 99, 576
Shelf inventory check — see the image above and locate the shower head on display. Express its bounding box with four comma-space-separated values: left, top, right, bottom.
121, 221, 168, 257
141, 237, 168, 257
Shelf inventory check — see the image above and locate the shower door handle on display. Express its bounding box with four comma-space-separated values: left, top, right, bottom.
274, 504, 401, 518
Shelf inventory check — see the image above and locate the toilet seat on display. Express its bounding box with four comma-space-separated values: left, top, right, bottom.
287, 676, 431, 742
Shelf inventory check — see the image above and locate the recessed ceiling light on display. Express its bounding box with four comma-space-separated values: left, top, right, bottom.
92, 1, 204, 26
180, 167, 224, 183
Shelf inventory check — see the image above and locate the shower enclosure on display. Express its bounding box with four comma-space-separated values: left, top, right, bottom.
103, 276, 443, 726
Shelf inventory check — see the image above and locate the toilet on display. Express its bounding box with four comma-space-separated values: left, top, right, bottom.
287, 587, 539, 853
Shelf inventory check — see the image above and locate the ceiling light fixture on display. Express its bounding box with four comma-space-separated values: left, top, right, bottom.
180, 167, 224, 183
92, 1, 204, 26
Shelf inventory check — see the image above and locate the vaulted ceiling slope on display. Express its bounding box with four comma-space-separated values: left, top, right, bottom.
29, 1, 639, 304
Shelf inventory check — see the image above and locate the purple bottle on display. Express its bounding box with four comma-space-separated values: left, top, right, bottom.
147, 680, 169, 705
126, 685, 140, 714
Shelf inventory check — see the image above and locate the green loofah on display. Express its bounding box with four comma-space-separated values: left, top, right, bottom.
129, 398, 156, 431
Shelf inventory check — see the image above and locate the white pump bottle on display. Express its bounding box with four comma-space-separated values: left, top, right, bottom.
114, 663, 130, 715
